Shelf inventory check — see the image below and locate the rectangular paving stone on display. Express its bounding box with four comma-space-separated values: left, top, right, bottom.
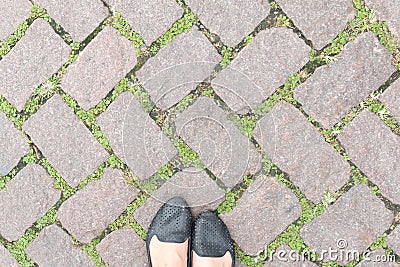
0, 164, 60, 241
105, 0, 182, 45
213, 27, 310, 112
300, 184, 393, 265
357, 248, 398, 267
253, 101, 350, 203
61, 27, 137, 110
380, 78, 400, 122
185, 0, 270, 46
96, 228, 147, 267
35, 0, 108, 42
26, 224, 95, 267
175, 97, 262, 188
0, 244, 18, 267
276, 0, 354, 49
0, 19, 71, 111
365, 0, 400, 41
23, 94, 109, 187
294, 32, 395, 128
134, 168, 225, 230
387, 226, 400, 256
96, 91, 177, 180
220, 175, 301, 256
58, 168, 138, 243
0, 111, 29, 175
0, 0, 31, 40
267, 244, 317, 267
338, 110, 400, 204
136, 28, 221, 109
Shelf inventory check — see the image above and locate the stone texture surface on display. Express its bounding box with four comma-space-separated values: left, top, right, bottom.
213, 27, 310, 112
97, 91, 177, 180
105, 0, 182, 45
136, 28, 221, 109
0, 0, 31, 40
220, 175, 301, 256
0, 19, 70, 111
294, 32, 395, 128
357, 248, 398, 267
339, 110, 400, 204
96, 228, 147, 267
387, 226, 400, 256
134, 168, 225, 230
300, 185, 393, 265
267, 244, 317, 267
185, 0, 271, 46
380, 78, 400, 122
26, 224, 95, 267
253, 101, 350, 203
365, 0, 400, 41
23, 95, 109, 187
0, 111, 29, 175
276, 0, 355, 49
58, 168, 138, 243
0, 244, 18, 267
0, 164, 60, 241
35, 0, 108, 42
62, 27, 137, 110
175, 97, 262, 188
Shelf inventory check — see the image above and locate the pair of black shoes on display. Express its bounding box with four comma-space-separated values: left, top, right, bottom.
146, 197, 235, 266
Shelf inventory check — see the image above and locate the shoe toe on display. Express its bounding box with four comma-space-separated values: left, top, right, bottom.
147, 197, 192, 244
192, 210, 235, 264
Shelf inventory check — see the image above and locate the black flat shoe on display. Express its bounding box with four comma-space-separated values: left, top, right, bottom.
146, 197, 192, 267
192, 211, 235, 267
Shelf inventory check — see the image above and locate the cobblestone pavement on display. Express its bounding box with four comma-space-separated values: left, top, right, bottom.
0, 0, 399, 266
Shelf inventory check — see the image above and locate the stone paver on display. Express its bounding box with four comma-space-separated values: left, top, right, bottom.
96, 228, 147, 267
0, 19, 70, 111
62, 27, 137, 110
300, 185, 393, 265
58, 168, 138, 243
0, 0, 31, 40
387, 226, 400, 256
213, 27, 310, 112
381, 78, 400, 122
253, 101, 350, 203
339, 110, 400, 204
23, 95, 109, 187
185, 0, 270, 46
175, 97, 261, 188
105, 0, 182, 45
26, 224, 95, 267
220, 175, 301, 256
357, 248, 398, 267
267, 244, 317, 267
97, 91, 177, 180
0, 111, 29, 175
35, 0, 108, 42
134, 168, 225, 230
365, 0, 400, 41
0, 164, 60, 241
276, 0, 355, 49
294, 32, 395, 128
0, 244, 18, 267
136, 28, 221, 109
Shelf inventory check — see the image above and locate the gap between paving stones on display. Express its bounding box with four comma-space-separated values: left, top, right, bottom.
0, 0, 400, 266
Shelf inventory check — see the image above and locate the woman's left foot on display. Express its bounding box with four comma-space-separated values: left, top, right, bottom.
146, 197, 192, 267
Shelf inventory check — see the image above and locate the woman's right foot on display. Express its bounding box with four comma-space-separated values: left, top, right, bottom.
192, 211, 235, 267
